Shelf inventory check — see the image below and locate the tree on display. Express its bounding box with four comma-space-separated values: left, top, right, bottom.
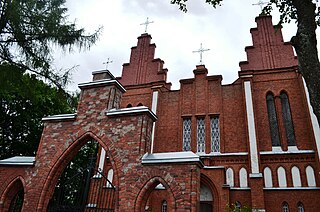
171, 0, 320, 125
0, 64, 78, 159
0, 0, 101, 89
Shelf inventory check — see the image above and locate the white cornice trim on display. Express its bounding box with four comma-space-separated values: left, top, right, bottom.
260, 150, 315, 155
78, 79, 126, 93
199, 152, 248, 157
106, 106, 157, 121
42, 113, 77, 121
141, 151, 202, 165
264, 187, 320, 190
0, 156, 35, 166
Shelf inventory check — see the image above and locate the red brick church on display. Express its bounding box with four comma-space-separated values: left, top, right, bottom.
0, 15, 319, 212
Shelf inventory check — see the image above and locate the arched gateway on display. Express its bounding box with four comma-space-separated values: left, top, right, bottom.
0, 70, 203, 211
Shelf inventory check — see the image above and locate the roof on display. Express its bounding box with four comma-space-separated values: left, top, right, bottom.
141, 151, 202, 164
0, 156, 35, 166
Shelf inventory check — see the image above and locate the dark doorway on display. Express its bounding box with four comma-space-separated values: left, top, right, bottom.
200, 202, 213, 212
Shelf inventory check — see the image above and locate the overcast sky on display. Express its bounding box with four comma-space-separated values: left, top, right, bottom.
56, 0, 310, 91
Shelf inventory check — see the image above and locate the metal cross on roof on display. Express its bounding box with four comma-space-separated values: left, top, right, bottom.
192, 43, 210, 65
140, 17, 154, 33
103, 58, 113, 70
252, 0, 269, 11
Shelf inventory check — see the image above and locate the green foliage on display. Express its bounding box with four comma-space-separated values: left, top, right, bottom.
0, 0, 102, 89
0, 64, 78, 159
171, 0, 320, 26
226, 203, 251, 212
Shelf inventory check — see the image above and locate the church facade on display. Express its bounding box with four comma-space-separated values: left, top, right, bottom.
0, 15, 319, 212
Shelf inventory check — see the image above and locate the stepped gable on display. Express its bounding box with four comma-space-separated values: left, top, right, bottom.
239, 15, 298, 71
118, 33, 168, 86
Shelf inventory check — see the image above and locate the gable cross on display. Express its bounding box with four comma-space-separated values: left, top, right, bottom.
252, 0, 269, 11
103, 58, 113, 70
140, 17, 154, 33
192, 43, 210, 65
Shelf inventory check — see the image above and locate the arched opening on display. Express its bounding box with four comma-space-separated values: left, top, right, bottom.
200, 184, 213, 212
266, 92, 281, 147
126, 104, 133, 108
137, 103, 143, 106
135, 177, 175, 212
200, 174, 219, 212
46, 138, 116, 212
1, 177, 25, 212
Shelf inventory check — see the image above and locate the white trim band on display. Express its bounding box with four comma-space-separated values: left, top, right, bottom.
42, 113, 77, 121
78, 79, 126, 93
106, 106, 157, 121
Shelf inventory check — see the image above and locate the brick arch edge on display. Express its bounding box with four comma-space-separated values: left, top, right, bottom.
0, 176, 26, 212
134, 176, 176, 212
36, 130, 119, 211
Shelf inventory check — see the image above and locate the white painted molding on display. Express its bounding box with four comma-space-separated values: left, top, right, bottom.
199, 152, 248, 157
302, 78, 320, 161
260, 150, 314, 155
78, 79, 126, 93
0, 156, 35, 166
244, 81, 260, 174
272, 146, 283, 152
203, 166, 225, 169
150, 91, 159, 154
249, 173, 263, 178
106, 106, 157, 121
141, 151, 202, 164
42, 113, 77, 121
264, 187, 320, 190
288, 146, 299, 151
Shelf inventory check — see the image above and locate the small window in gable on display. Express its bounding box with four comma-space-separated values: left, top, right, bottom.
126, 104, 132, 108
291, 166, 301, 187
277, 166, 287, 187
137, 103, 143, 106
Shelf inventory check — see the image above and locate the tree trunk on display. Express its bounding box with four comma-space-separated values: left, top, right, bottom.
291, 0, 320, 125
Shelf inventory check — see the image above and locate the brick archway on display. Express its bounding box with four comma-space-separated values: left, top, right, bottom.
201, 174, 220, 212
36, 131, 119, 211
134, 176, 176, 212
0, 176, 25, 212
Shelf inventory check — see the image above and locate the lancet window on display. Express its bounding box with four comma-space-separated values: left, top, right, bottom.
210, 116, 220, 152
197, 117, 205, 153
183, 118, 192, 151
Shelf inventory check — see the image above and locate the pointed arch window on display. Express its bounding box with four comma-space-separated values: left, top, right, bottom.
266, 92, 281, 147
226, 168, 234, 187
280, 92, 296, 146
197, 117, 205, 153
239, 168, 248, 188
282, 202, 289, 212
264, 167, 273, 188
106, 169, 114, 188
291, 166, 301, 187
277, 166, 287, 187
297, 202, 304, 212
306, 166, 316, 187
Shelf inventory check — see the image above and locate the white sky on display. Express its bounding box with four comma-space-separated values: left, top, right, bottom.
55, 0, 307, 92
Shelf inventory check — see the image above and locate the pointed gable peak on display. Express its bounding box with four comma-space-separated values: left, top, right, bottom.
239, 15, 298, 71
118, 33, 168, 86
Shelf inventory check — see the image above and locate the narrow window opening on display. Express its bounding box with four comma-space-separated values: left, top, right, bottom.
197, 117, 205, 153
210, 116, 220, 153
266, 93, 281, 147
280, 92, 296, 146
182, 118, 191, 151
